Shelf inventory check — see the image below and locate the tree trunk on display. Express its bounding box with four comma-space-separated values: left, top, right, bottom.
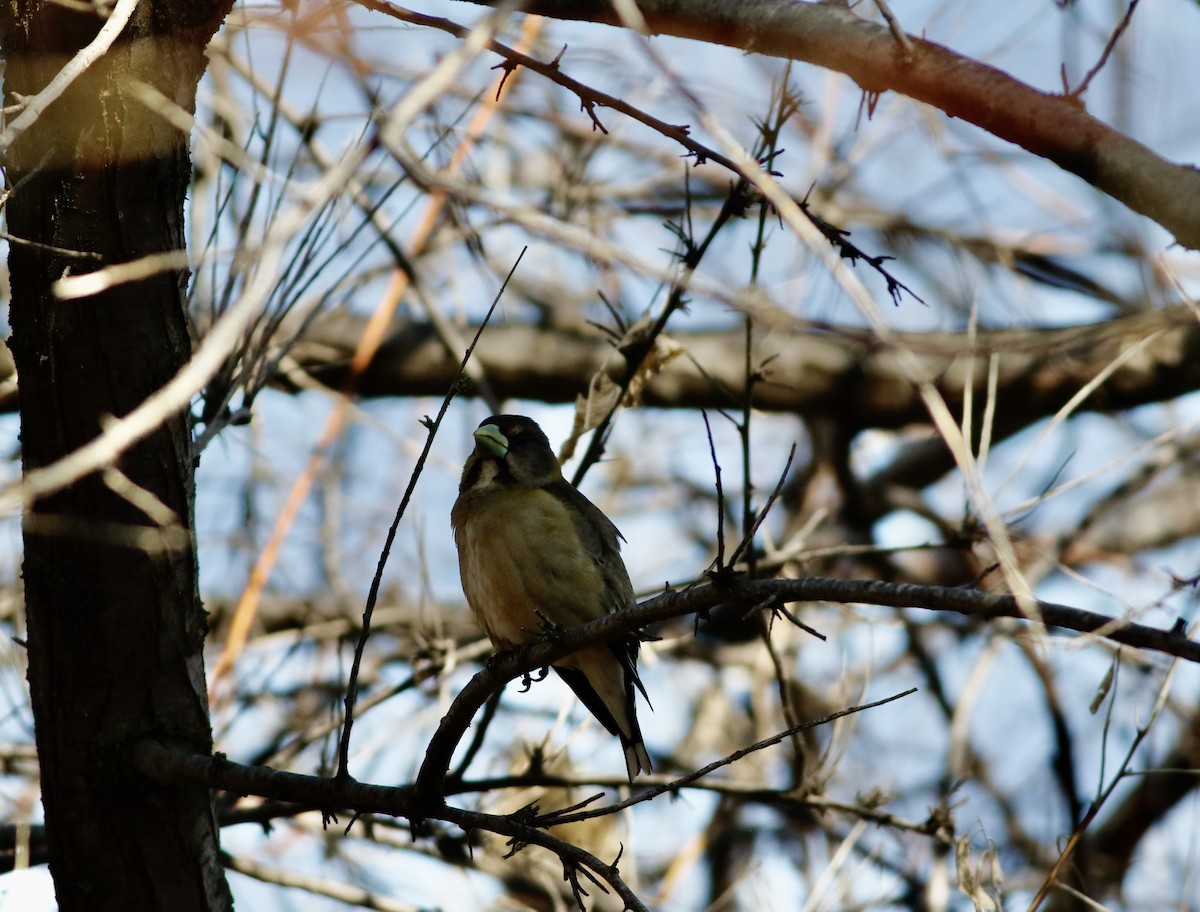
0, 2, 232, 909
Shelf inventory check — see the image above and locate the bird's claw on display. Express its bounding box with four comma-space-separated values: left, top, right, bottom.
534, 609, 566, 639
519, 666, 549, 692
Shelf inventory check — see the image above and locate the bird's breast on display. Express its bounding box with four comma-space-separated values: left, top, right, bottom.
452, 486, 608, 650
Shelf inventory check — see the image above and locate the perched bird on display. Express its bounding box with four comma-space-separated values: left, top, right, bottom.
451, 414, 652, 780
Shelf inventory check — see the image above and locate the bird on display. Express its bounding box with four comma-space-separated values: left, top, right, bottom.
451, 414, 652, 780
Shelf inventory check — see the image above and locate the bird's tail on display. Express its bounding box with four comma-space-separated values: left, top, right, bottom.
621, 733, 653, 781
553, 644, 652, 782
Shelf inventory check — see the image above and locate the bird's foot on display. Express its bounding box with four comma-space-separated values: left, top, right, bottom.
518, 666, 550, 692
533, 609, 566, 640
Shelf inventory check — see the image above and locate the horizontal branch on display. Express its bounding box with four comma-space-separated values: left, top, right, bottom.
283, 305, 1200, 431
136, 572, 1196, 896
450, 0, 1200, 248
0, 308, 1190, 428
414, 574, 1199, 799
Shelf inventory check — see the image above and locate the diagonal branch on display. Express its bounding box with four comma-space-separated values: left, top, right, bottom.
449, 0, 1200, 248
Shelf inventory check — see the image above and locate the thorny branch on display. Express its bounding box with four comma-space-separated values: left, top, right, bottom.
412, 574, 1199, 804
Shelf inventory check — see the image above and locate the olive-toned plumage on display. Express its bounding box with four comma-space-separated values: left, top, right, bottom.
451, 415, 652, 780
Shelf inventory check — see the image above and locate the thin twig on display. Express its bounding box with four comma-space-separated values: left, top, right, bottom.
534, 689, 918, 827
1027, 643, 1181, 911
209, 7, 515, 694
569, 175, 754, 485
726, 443, 797, 571
701, 410, 727, 571
1, 128, 373, 516
1070, 0, 1140, 98
133, 739, 648, 911
0, 0, 141, 154
446, 691, 502, 785
873, 0, 915, 59
739, 70, 797, 579
335, 248, 526, 781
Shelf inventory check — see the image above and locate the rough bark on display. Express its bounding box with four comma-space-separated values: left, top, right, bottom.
0, 2, 232, 910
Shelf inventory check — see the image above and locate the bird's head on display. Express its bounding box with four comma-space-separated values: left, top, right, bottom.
460, 414, 562, 491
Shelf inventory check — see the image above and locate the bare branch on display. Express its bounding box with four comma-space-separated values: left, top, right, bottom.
448, 0, 1200, 248
277, 306, 1200, 434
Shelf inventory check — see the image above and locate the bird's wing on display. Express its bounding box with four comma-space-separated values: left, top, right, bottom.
546, 479, 635, 615
546, 480, 650, 706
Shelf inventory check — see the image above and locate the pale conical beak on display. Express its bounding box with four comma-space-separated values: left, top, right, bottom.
473, 424, 509, 458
